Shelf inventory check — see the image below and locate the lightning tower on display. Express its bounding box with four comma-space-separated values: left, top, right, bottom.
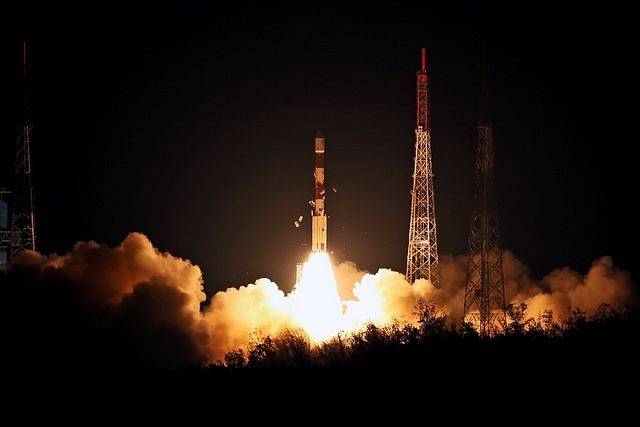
10, 42, 36, 257
463, 50, 506, 336
406, 48, 439, 287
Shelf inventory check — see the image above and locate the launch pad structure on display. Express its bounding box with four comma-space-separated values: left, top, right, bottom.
406, 48, 440, 287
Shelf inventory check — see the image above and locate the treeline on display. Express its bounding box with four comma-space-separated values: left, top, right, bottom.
8, 300, 635, 408
201, 300, 639, 383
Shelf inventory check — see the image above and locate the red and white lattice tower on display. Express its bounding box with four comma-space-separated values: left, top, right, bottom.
406, 48, 439, 287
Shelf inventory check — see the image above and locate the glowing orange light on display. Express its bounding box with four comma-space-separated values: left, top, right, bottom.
290, 252, 345, 341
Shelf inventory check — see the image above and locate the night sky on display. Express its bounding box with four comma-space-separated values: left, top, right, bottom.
4, 2, 637, 298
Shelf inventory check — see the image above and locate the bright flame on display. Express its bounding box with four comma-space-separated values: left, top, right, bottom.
290, 252, 345, 341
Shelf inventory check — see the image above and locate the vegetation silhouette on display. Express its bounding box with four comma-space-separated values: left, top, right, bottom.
211, 300, 639, 385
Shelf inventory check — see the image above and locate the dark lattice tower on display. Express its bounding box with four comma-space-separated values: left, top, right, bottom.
463, 51, 506, 335
406, 48, 439, 287
10, 42, 36, 257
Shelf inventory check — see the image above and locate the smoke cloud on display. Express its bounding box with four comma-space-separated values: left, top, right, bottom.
3, 232, 637, 370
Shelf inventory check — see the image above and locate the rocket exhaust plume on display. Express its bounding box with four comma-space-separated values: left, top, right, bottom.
291, 252, 344, 341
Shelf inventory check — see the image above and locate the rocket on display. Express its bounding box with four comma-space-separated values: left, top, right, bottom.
311, 130, 327, 252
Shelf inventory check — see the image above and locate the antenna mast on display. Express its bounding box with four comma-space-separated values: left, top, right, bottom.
406, 48, 439, 287
463, 47, 506, 335
10, 41, 36, 257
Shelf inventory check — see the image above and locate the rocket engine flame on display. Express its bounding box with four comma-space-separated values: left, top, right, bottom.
290, 252, 344, 341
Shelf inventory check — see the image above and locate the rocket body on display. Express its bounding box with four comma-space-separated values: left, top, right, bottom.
312, 131, 327, 252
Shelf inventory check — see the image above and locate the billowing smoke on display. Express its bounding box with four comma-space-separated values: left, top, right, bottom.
3, 233, 211, 370
203, 278, 296, 361
3, 232, 637, 370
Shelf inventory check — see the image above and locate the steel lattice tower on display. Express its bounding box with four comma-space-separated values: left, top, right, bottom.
10, 42, 36, 257
406, 48, 439, 287
463, 54, 506, 336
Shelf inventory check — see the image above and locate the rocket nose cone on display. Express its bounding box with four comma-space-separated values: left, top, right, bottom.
316, 130, 324, 138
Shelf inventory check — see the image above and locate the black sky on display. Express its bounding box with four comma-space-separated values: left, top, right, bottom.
4, 2, 637, 297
